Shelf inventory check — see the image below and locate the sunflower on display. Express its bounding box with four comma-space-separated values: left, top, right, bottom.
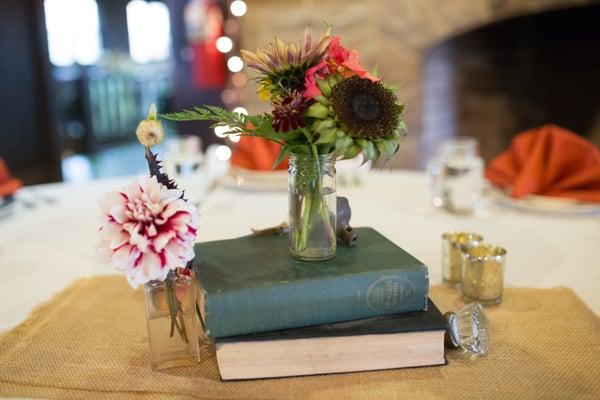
329, 76, 403, 139
241, 27, 330, 98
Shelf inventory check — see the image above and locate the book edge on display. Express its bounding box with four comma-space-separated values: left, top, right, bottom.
216, 329, 446, 380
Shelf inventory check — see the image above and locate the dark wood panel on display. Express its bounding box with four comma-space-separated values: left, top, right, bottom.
0, 0, 61, 183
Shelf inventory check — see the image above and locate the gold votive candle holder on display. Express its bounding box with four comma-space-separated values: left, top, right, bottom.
442, 232, 483, 286
461, 244, 507, 305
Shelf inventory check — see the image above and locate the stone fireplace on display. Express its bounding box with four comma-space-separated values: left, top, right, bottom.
241, 0, 599, 168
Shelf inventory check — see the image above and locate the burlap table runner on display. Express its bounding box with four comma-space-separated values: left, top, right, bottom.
1, 276, 599, 399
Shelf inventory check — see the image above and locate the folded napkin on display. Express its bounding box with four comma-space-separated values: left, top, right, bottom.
0, 157, 22, 198
485, 124, 600, 203
231, 136, 288, 171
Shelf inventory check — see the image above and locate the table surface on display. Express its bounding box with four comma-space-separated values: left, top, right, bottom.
1, 166, 599, 332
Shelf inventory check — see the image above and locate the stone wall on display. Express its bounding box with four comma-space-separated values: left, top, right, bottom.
239, 0, 596, 168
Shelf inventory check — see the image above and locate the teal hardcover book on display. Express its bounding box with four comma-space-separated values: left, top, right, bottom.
194, 227, 429, 338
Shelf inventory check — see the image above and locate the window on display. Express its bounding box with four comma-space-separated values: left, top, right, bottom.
126, 1, 172, 64
44, 0, 103, 66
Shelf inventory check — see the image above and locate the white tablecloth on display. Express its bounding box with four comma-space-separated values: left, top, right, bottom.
1, 169, 599, 331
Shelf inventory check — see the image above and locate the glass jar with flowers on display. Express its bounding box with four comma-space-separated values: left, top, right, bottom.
96, 106, 200, 369
162, 26, 406, 261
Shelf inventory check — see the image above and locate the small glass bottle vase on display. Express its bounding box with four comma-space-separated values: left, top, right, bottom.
288, 153, 337, 261
144, 270, 199, 370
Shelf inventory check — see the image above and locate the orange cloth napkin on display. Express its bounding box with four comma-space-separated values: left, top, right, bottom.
485, 124, 600, 203
230, 136, 288, 171
0, 158, 22, 198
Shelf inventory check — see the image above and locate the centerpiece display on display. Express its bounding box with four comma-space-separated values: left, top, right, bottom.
92, 26, 490, 377
163, 27, 406, 261
95, 105, 200, 370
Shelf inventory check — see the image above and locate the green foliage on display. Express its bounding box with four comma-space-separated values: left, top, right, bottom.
161, 106, 303, 145
161, 92, 407, 167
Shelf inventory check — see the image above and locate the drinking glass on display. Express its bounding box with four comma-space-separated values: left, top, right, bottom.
427, 137, 484, 214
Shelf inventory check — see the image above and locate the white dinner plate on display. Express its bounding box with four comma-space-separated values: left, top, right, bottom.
488, 187, 600, 216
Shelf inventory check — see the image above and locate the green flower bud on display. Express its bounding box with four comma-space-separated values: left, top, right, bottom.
314, 95, 329, 106
376, 140, 397, 159
313, 118, 336, 133
344, 144, 362, 159
306, 103, 330, 119
315, 128, 338, 144
136, 103, 164, 147
316, 79, 332, 97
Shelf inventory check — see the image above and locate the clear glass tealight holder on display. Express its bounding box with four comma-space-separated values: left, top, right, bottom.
442, 232, 484, 286
144, 271, 200, 370
461, 244, 507, 305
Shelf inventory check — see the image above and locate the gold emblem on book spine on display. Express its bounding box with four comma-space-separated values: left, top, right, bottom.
366, 275, 415, 312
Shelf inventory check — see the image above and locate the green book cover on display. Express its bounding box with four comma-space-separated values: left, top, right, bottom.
194, 227, 429, 338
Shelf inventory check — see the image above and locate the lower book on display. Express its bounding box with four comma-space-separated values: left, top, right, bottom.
213, 299, 447, 380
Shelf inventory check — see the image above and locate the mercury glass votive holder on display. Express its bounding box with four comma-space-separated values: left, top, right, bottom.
461, 244, 507, 305
442, 232, 484, 286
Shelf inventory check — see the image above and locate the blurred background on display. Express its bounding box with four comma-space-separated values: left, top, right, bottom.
1, 0, 599, 185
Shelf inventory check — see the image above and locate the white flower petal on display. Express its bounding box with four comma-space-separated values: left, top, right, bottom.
97, 175, 198, 286
98, 191, 126, 214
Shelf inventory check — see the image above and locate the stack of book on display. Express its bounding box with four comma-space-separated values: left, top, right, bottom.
194, 227, 446, 380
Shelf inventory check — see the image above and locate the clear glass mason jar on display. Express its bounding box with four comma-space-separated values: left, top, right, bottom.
144, 270, 199, 370
427, 137, 484, 214
288, 152, 337, 261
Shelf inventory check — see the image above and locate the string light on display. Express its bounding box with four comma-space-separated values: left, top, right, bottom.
221, 89, 236, 104
220, 2, 247, 149
230, 0, 247, 17
214, 125, 230, 138
231, 72, 247, 87
232, 106, 248, 115
227, 56, 244, 72
215, 36, 233, 53
215, 145, 232, 161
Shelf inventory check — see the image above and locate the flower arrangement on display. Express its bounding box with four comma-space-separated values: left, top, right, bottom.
96, 105, 198, 287
162, 26, 406, 165
161, 26, 405, 261
96, 105, 199, 348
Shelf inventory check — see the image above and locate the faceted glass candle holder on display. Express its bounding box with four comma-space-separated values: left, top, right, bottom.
445, 302, 489, 356
442, 232, 483, 286
462, 244, 507, 305
144, 272, 200, 370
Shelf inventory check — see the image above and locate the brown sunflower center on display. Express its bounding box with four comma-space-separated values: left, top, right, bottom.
351, 93, 380, 121
330, 76, 402, 139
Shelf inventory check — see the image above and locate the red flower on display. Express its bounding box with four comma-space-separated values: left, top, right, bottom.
303, 59, 329, 99
303, 36, 379, 99
327, 36, 350, 65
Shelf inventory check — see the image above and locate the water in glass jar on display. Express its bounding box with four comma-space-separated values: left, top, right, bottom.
146, 311, 198, 370
289, 186, 337, 260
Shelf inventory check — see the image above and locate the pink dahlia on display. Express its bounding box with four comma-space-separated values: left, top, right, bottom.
96, 176, 198, 287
